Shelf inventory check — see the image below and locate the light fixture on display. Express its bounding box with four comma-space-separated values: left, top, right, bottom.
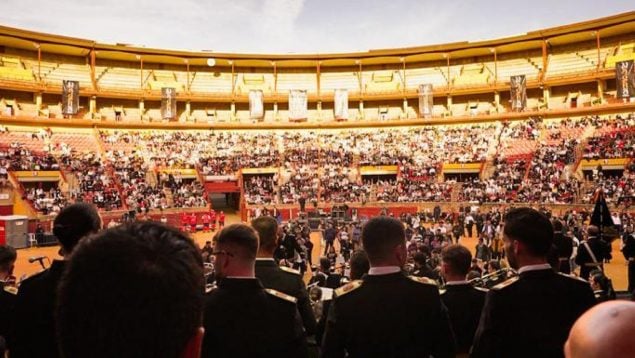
207, 58, 216, 67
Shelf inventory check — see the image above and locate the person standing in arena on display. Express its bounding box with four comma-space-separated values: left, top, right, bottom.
321, 216, 455, 358
56, 221, 205, 358
9, 203, 102, 358
202, 224, 307, 357
472, 207, 596, 358
439, 244, 486, 356
553, 219, 574, 274
575, 225, 611, 280
218, 211, 225, 228
621, 226, 635, 295
251, 216, 317, 337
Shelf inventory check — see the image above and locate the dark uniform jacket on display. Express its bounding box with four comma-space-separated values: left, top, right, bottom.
553, 232, 574, 274
441, 283, 486, 355
471, 267, 596, 358
0, 283, 17, 354
255, 259, 317, 335
202, 277, 308, 358
9, 260, 66, 358
321, 272, 455, 358
575, 237, 611, 279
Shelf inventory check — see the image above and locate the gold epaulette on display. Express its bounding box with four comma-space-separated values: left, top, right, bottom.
408, 276, 438, 286
334, 280, 363, 297
3, 286, 17, 295
492, 277, 519, 290
279, 266, 301, 276
558, 272, 588, 283
265, 288, 298, 304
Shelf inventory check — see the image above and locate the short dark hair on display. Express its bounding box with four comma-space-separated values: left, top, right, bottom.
251, 216, 278, 252
503, 207, 553, 257
0, 245, 17, 272
56, 221, 204, 358
441, 245, 472, 276
362, 217, 405, 263
349, 250, 370, 280
53, 203, 101, 253
215, 224, 258, 260
319, 257, 331, 272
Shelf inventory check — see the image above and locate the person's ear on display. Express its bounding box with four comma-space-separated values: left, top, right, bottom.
180, 326, 204, 358
513, 240, 521, 256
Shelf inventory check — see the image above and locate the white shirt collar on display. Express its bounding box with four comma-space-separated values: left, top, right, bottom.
226, 276, 256, 279
445, 280, 470, 286
368, 266, 401, 276
518, 263, 552, 274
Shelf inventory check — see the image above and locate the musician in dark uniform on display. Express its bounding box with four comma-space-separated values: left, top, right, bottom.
621, 226, 635, 294
252, 216, 317, 336
9, 203, 101, 358
552, 219, 574, 274
440, 244, 486, 356
321, 217, 455, 358
202, 224, 307, 358
575, 225, 612, 280
0, 245, 17, 356
472, 207, 596, 358
56, 222, 205, 358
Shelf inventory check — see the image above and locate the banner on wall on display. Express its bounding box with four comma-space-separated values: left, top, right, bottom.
289, 89, 308, 121
249, 90, 264, 120
418, 84, 433, 118
510, 75, 527, 111
61, 80, 79, 115
616, 60, 635, 99
161, 87, 177, 120
334, 89, 348, 120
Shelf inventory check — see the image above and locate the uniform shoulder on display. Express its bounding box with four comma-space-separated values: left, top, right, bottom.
491, 276, 519, 291
474, 286, 489, 293
279, 266, 301, 276
334, 280, 363, 297
205, 284, 217, 295
408, 275, 438, 287
3, 285, 18, 295
17, 269, 48, 289
265, 288, 298, 304
557, 272, 589, 284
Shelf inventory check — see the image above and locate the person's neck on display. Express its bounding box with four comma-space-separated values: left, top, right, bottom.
517, 256, 548, 268
256, 250, 275, 259
370, 260, 401, 268
443, 274, 466, 283
225, 266, 256, 278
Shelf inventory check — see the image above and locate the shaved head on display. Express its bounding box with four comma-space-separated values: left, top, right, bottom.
565, 301, 635, 358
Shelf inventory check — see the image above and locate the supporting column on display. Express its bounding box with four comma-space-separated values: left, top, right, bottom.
90, 96, 97, 119
34, 92, 42, 112
596, 80, 605, 105
185, 101, 192, 121
138, 99, 144, 121
273, 102, 278, 121
402, 98, 408, 119
447, 96, 453, 117
494, 91, 500, 113
230, 102, 236, 121
358, 100, 364, 120
316, 101, 322, 121
542, 87, 551, 110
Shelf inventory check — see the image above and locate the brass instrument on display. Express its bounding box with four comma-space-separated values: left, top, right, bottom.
468, 268, 518, 289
